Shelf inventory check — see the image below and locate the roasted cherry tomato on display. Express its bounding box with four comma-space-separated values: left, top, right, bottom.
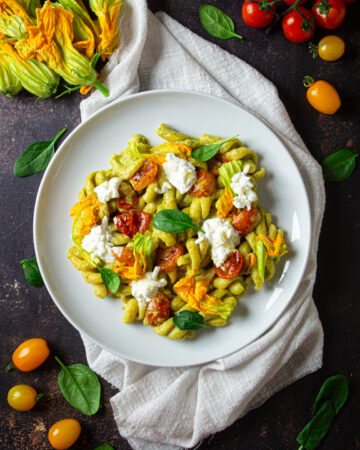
114, 211, 151, 238
48, 419, 81, 450
282, 7, 315, 42
310, 35, 345, 60
156, 243, 185, 273
146, 292, 171, 327
242, 0, 276, 28
188, 170, 217, 197
214, 250, 244, 279
130, 160, 158, 191
111, 247, 135, 265
312, 0, 346, 29
304, 76, 341, 114
232, 206, 261, 235
7, 385, 40, 411
283, 0, 307, 5
117, 182, 138, 211
11, 338, 50, 372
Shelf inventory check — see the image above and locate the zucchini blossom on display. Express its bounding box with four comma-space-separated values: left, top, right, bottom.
0, 0, 33, 39
0, 53, 22, 96
15, 1, 108, 96
89, 0, 122, 57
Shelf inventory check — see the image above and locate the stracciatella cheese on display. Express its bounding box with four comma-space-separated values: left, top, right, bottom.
131, 266, 167, 304
162, 153, 197, 194
94, 177, 122, 203
82, 216, 115, 263
230, 166, 257, 210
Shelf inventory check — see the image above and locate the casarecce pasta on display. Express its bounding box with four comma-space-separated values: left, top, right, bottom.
67, 124, 288, 340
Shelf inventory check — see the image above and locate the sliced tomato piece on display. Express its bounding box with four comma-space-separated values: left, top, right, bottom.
130, 160, 158, 191
111, 247, 135, 265
146, 292, 171, 327
188, 169, 216, 197
134, 211, 151, 234
156, 243, 185, 273
117, 182, 138, 211
114, 211, 151, 238
214, 250, 244, 279
231, 205, 261, 235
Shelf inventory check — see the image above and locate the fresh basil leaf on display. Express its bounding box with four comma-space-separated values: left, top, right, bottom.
312, 375, 349, 416
199, 5, 243, 40
296, 401, 336, 450
153, 209, 204, 234
20, 258, 44, 287
94, 445, 114, 450
321, 149, 358, 182
191, 135, 238, 162
99, 268, 120, 294
55, 356, 101, 416
173, 310, 210, 331
14, 128, 66, 177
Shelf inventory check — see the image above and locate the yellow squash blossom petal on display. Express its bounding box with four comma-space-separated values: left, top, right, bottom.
151, 143, 192, 159
0, 0, 33, 39
89, 0, 121, 57
114, 251, 146, 281
256, 233, 287, 258
216, 187, 234, 219
70, 195, 102, 237
0, 53, 22, 96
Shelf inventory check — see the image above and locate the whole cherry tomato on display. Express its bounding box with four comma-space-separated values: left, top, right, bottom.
188, 170, 216, 197
7, 385, 40, 411
146, 292, 171, 327
11, 338, 50, 372
283, 0, 307, 5
130, 160, 158, 191
231, 205, 261, 235
48, 419, 81, 450
304, 76, 341, 114
282, 7, 315, 42
156, 243, 185, 273
312, 0, 346, 29
242, 0, 277, 28
114, 211, 151, 238
313, 35, 345, 60
214, 250, 244, 279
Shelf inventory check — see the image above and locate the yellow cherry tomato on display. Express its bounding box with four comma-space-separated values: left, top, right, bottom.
12, 338, 50, 372
318, 35, 345, 61
7, 384, 39, 411
303, 76, 341, 115
48, 419, 81, 450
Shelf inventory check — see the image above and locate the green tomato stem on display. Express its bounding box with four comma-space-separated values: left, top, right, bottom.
35, 393, 46, 402
5, 362, 15, 373
94, 80, 109, 97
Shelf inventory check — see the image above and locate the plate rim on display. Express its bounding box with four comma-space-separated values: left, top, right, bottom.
33, 88, 312, 367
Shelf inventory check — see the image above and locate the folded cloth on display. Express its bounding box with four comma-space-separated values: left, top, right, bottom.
80, 4, 325, 449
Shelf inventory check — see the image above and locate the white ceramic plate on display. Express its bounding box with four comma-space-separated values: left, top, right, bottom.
34, 90, 311, 367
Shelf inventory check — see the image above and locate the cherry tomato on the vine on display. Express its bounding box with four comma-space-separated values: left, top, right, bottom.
242, 0, 277, 28
282, 7, 315, 42
310, 35, 345, 60
48, 419, 81, 450
7, 385, 40, 411
11, 338, 50, 372
304, 76, 341, 114
312, 0, 346, 29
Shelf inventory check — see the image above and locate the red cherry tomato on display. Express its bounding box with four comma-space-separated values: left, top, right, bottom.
231, 205, 261, 235
117, 182, 138, 211
214, 250, 244, 279
114, 211, 151, 238
282, 7, 315, 42
111, 247, 135, 265
146, 293, 171, 327
283, 0, 307, 5
156, 243, 185, 273
242, 0, 277, 28
130, 160, 158, 191
188, 170, 217, 197
312, 0, 346, 29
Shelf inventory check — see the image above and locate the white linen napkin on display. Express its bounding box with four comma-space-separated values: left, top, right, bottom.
80, 3, 325, 449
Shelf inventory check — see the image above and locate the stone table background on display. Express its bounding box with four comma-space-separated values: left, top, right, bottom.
0, 0, 359, 448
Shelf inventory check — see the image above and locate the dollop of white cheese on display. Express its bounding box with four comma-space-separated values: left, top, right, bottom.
82, 216, 115, 263
94, 177, 122, 203
196, 218, 240, 267
162, 153, 197, 194
131, 266, 167, 304
230, 165, 257, 211
154, 181, 172, 194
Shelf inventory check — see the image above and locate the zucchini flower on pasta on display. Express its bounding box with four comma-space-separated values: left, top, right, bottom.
0, 53, 22, 96
256, 233, 287, 258
0, 0, 34, 39
89, 0, 122, 57
70, 195, 102, 238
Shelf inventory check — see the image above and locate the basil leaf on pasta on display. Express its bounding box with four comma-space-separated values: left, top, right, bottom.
173, 311, 210, 330
20, 258, 44, 287
321, 149, 358, 182
191, 135, 238, 162
94, 445, 114, 450
99, 268, 120, 294
153, 209, 204, 233
199, 5, 243, 40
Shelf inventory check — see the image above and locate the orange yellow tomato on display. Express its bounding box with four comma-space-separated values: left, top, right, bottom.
7, 385, 38, 411
48, 419, 81, 450
12, 338, 50, 372
303, 76, 341, 114
318, 35, 345, 61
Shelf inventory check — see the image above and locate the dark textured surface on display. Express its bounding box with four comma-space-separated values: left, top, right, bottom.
1, 1, 359, 449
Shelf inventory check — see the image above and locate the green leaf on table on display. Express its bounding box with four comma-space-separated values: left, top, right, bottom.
312, 375, 349, 416
99, 268, 120, 294
14, 128, 66, 177
173, 311, 210, 331
153, 209, 204, 234
321, 149, 358, 182
199, 5, 243, 40
191, 135, 238, 162
55, 356, 101, 416
20, 258, 44, 287
94, 445, 114, 450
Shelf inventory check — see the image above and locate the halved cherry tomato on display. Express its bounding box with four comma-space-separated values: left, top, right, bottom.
130, 160, 158, 191
242, 0, 277, 28
48, 419, 81, 450
7, 385, 39, 411
114, 211, 151, 238
112, 247, 135, 265
156, 243, 185, 273
117, 182, 138, 211
11, 338, 50, 372
232, 206, 261, 235
146, 292, 171, 327
312, 0, 346, 29
304, 76, 341, 114
214, 250, 244, 279
282, 7, 315, 42
188, 170, 216, 197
